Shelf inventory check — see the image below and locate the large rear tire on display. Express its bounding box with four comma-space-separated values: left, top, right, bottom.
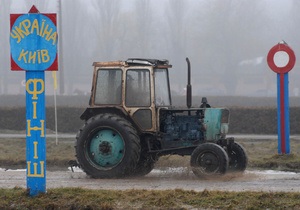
228, 142, 248, 172
190, 143, 228, 178
75, 114, 140, 178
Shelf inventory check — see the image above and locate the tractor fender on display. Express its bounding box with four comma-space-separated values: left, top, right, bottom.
80, 107, 142, 133
80, 107, 128, 120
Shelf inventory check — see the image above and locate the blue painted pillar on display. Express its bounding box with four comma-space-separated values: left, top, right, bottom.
10, 5, 58, 196
26, 71, 46, 195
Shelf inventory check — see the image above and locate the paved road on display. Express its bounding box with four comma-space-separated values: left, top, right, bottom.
1, 167, 300, 192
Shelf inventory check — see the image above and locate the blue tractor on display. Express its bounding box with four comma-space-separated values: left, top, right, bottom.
75, 58, 247, 178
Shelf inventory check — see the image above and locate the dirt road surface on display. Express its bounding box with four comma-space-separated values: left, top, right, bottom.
1, 167, 300, 192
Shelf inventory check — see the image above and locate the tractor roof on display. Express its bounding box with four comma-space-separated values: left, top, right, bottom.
93, 58, 172, 68
126, 58, 170, 66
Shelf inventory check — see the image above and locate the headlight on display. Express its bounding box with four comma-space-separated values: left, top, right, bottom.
221, 123, 228, 134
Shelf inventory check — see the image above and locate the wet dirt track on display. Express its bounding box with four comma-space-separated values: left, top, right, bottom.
1, 168, 300, 192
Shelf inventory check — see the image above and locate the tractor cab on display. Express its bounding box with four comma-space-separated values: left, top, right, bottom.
82, 58, 173, 132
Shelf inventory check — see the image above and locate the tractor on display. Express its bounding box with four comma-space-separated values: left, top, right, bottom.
75, 58, 247, 178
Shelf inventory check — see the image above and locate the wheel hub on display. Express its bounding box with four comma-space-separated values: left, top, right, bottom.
200, 153, 219, 173
99, 141, 112, 155
205, 159, 212, 165
88, 129, 125, 168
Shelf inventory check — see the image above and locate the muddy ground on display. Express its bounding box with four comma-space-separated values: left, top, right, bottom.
1, 167, 300, 192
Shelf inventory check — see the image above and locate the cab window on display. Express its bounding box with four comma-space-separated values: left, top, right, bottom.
125, 69, 151, 107
95, 69, 122, 105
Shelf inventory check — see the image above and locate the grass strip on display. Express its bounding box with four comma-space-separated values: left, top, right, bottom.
1, 187, 300, 209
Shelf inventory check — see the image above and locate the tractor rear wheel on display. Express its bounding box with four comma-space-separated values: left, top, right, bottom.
228, 142, 248, 172
190, 143, 228, 178
75, 114, 140, 178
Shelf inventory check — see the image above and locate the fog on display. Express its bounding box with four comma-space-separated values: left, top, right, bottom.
1, 0, 300, 97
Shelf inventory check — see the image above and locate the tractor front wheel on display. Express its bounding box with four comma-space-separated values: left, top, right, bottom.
228, 142, 248, 172
190, 143, 228, 178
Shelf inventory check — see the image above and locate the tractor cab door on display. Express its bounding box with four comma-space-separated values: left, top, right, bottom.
124, 67, 172, 132
125, 69, 151, 107
124, 68, 154, 131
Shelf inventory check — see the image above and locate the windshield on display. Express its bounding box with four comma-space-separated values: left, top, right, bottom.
94, 69, 122, 105
154, 68, 171, 106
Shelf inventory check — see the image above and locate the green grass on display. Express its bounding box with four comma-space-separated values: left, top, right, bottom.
2, 187, 300, 209
0, 137, 74, 169
238, 138, 300, 172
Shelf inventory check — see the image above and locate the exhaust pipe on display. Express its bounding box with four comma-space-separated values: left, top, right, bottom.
186, 57, 192, 108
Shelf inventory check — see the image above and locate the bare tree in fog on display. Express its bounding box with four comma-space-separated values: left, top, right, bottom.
133, 0, 152, 58
165, 0, 189, 91
287, 0, 300, 95
91, 0, 122, 60
3, 0, 300, 96
62, 1, 88, 94
199, 0, 271, 95
0, 1, 10, 94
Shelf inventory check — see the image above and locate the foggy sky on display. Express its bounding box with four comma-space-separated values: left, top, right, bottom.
1, 0, 300, 97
